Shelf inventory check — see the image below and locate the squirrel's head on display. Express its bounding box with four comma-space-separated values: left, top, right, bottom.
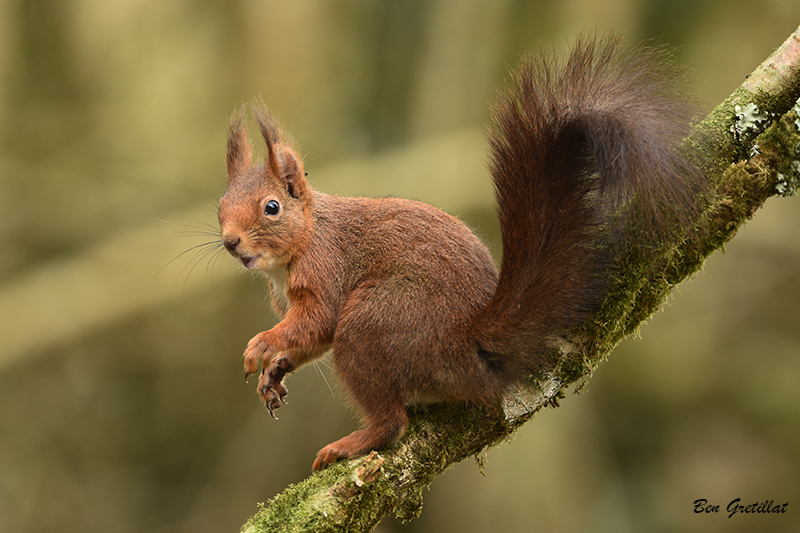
218, 106, 312, 272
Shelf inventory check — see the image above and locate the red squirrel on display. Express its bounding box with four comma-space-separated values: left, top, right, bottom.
217, 34, 703, 471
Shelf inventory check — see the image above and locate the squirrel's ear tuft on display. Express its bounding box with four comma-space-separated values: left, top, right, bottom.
226, 107, 252, 182
254, 105, 282, 178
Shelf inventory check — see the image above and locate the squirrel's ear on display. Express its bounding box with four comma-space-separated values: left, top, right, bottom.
226, 108, 252, 182
255, 107, 308, 200
275, 146, 308, 200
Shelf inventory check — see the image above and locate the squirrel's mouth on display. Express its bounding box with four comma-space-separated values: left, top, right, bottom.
239, 255, 258, 269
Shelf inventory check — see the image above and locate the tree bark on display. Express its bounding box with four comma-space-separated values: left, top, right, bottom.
241, 26, 800, 533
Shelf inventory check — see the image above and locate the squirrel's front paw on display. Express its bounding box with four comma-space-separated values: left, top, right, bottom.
257, 356, 294, 419
243, 332, 271, 381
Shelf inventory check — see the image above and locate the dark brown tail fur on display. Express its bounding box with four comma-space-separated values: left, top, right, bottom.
472, 34, 703, 380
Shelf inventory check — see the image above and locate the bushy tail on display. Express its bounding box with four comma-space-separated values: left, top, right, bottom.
471, 34, 703, 380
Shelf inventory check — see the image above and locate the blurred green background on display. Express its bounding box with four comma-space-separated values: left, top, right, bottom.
1, 1, 799, 532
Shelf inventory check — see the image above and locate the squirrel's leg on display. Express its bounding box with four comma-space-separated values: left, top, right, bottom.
313, 395, 408, 470
244, 298, 336, 379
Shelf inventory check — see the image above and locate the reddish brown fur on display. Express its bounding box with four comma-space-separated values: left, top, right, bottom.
217, 34, 704, 470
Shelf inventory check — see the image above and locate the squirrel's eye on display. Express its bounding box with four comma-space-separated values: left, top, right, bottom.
264, 199, 280, 216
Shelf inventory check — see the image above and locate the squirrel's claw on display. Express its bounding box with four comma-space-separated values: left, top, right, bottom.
265, 397, 281, 420
262, 387, 285, 419
257, 362, 290, 420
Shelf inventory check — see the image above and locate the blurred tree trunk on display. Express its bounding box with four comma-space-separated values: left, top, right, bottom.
241, 26, 800, 533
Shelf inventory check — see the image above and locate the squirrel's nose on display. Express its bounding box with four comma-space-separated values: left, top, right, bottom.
222, 233, 241, 253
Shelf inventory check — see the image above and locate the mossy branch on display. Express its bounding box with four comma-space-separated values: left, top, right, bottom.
241, 26, 800, 533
